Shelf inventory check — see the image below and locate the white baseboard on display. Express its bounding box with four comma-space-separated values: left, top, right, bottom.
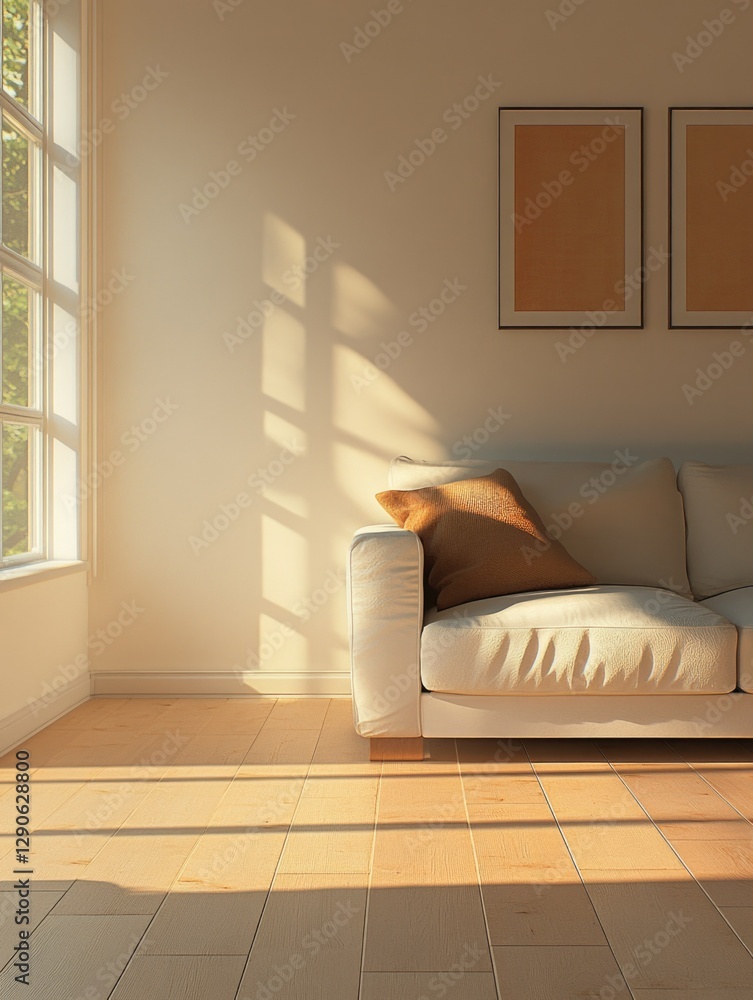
90, 670, 352, 697
0, 676, 90, 755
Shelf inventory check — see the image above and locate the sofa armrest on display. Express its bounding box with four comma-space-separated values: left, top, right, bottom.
347, 525, 424, 738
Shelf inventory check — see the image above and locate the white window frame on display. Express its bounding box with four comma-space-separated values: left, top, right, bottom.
0, 0, 89, 574
0, 0, 46, 568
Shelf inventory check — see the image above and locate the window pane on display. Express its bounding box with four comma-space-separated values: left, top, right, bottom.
2, 0, 31, 109
2, 114, 34, 259
2, 419, 35, 557
2, 273, 33, 406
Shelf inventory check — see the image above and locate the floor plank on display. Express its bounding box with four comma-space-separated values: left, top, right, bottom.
361, 970, 498, 999
584, 869, 753, 990
52, 734, 251, 915
277, 701, 380, 875
139, 708, 327, 957
235, 873, 366, 1000
110, 955, 245, 1000
366, 747, 492, 973
257, 698, 331, 732
632, 991, 753, 999
4, 704, 752, 1000
458, 737, 546, 806
720, 907, 753, 953
493, 944, 630, 998
670, 839, 753, 906
534, 764, 685, 872
0, 889, 65, 968
0, 914, 150, 999
688, 761, 753, 822
614, 761, 753, 840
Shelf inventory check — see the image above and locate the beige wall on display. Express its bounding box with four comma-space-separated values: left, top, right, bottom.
91, 0, 753, 693
0, 572, 89, 751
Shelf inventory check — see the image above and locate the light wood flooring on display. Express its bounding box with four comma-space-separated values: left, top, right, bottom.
2, 697, 753, 998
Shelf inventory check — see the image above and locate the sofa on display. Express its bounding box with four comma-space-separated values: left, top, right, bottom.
347, 455, 753, 759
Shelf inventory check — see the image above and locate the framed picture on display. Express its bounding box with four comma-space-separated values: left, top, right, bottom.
498, 107, 643, 329
669, 107, 753, 328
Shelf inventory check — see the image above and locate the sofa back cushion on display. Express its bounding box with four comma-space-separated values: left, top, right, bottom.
390, 455, 692, 597
377, 468, 596, 611
678, 461, 753, 598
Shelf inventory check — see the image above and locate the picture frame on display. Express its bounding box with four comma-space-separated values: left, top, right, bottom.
498, 107, 643, 329
669, 107, 753, 329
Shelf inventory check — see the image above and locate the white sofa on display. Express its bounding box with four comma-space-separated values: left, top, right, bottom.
347, 456, 753, 758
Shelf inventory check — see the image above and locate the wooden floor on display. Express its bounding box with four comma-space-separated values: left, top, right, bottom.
2, 698, 753, 999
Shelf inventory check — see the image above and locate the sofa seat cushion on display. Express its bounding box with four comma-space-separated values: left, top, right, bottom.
420, 586, 737, 696
700, 588, 753, 693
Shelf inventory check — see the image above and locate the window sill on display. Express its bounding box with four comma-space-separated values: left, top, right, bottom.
0, 560, 87, 592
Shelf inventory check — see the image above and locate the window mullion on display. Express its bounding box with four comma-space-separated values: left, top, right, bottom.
0, 93, 42, 143
0, 249, 43, 289
0, 405, 43, 423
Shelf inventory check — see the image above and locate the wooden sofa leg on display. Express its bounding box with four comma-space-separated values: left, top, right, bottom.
370, 737, 424, 761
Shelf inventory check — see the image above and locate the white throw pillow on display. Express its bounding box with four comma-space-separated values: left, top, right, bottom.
679, 461, 753, 599
390, 455, 692, 598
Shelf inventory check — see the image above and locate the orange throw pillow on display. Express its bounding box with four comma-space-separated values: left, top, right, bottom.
377, 468, 596, 611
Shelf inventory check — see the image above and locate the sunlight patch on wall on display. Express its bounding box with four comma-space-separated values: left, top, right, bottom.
262, 309, 305, 412
332, 441, 393, 518
254, 611, 309, 672
331, 262, 395, 339
259, 485, 308, 520
261, 514, 308, 610
332, 343, 439, 448
263, 409, 306, 455
262, 212, 306, 308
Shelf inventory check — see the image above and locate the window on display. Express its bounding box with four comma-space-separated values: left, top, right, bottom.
0, 0, 43, 566
1, 0, 84, 569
